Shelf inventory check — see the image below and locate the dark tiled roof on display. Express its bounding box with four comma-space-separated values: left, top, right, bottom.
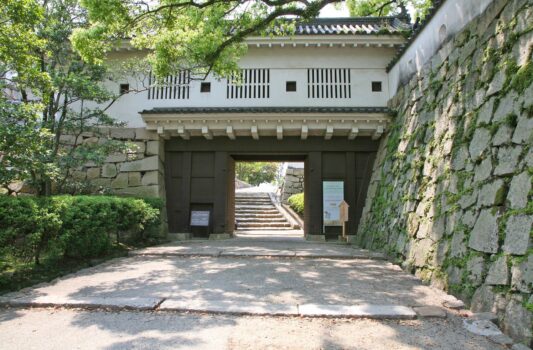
140, 107, 391, 114
280, 17, 411, 36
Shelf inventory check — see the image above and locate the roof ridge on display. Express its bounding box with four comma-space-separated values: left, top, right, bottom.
301, 16, 406, 22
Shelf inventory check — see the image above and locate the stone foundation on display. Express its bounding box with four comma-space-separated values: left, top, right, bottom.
281, 166, 304, 203
358, 0, 533, 345
65, 127, 166, 199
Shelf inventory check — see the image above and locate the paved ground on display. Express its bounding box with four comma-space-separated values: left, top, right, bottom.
0, 237, 507, 349
0, 308, 504, 350
2, 239, 452, 307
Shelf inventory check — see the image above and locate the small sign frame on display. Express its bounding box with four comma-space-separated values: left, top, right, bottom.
190, 210, 210, 227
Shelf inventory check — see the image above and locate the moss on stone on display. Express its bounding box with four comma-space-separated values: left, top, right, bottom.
510, 60, 533, 94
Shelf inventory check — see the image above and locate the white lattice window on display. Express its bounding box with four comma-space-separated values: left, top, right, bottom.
227, 69, 270, 99
148, 70, 190, 100
307, 68, 351, 99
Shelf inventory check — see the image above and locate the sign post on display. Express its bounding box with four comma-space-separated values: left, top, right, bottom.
322, 181, 344, 233
339, 200, 349, 242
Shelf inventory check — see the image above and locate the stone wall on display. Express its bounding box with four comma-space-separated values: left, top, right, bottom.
357, 0, 532, 345
281, 166, 304, 203
62, 127, 166, 199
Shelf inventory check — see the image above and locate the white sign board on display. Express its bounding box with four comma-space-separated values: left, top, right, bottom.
190, 211, 210, 226
323, 181, 344, 227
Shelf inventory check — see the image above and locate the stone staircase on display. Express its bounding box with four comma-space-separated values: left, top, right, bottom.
235, 192, 292, 230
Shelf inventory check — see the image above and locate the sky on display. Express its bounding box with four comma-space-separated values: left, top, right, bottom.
319, 3, 350, 17
319, 2, 418, 20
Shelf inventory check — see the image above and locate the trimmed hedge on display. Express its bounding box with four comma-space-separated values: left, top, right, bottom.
287, 192, 304, 215
0, 196, 161, 264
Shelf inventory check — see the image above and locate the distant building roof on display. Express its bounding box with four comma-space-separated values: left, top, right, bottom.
279, 17, 411, 36
140, 106, 391, 114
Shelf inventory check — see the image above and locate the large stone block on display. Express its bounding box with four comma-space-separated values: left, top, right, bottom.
477, 180, 506, 207
458, 189, 478, 210
82, 136, 99, 145
466, 256, 485, 285
471, 285, 496, 313
130, 141, 146, 154
71, 170, 86, 181
412, 238, 433, 267
461, 210, 478, 229
502, 297, 532, 343
91, 178, 111, 188
110, 128, 135, 140
493, 91, 518, 123
101, 163, 117, 178
120, 156, 160, 172
486, 71, 505, 97
135, 128, 158, 141
503, 215, 533, 255
146, 141, 161, 156
469, 128, 491, 161
86, 167, 100, 180
114, 185, 160, 197
141, 171, 159, 186
486, 256, 509, 285
473, 157, 492, 183
111, 173, 129, 189
468, 209, 500, 253
511, 255, 532, 293
450, 231, 468, 258
507, 172, 531, 209
59, 135, 76, 145
451, 146, 469, 170
105, 153, 127, 163
477, 97, 495, 125
128, 172, 142, 187
512, 114, 533, 145
492, 125, 513, 146
494, 146, 522, 176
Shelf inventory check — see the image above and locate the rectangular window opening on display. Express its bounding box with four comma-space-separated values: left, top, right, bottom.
306, 68, 351, 99
201, 82, 211, 93
119, 83, 129, 94
372, 81, 382, 92
226, 69, 270, 99
286, 81, 297, 92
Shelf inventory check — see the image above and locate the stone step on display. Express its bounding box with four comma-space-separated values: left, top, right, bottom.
237, 216, 287, 223
235, 206, 279, 213
235, 209, 279, 216
237, 222, 292, 228
235, 227, 294, 231
235, 201, 273, 205
235, 205, 276, 210
236, 212, 283, 218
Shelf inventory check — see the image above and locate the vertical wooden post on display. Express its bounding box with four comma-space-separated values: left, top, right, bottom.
305, 152, 322, 236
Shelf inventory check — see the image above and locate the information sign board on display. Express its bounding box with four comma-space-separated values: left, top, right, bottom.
323, 181, 344, 226
190, 211, 210, 226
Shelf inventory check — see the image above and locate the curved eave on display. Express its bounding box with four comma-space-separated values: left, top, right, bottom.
245, 34, 406, 48
140, 107, 392, 141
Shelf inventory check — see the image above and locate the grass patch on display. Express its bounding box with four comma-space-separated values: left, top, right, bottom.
0, 245, 130, 295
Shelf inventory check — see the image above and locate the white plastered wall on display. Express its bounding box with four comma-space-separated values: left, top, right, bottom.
81, 44, 398, 127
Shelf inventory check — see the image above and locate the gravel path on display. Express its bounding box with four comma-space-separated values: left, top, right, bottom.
0, 308, 505, 350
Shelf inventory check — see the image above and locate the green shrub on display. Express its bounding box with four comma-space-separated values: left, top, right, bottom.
0, 195, 161, 262
288, 192, 304, 215
0, 197, 62, 264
